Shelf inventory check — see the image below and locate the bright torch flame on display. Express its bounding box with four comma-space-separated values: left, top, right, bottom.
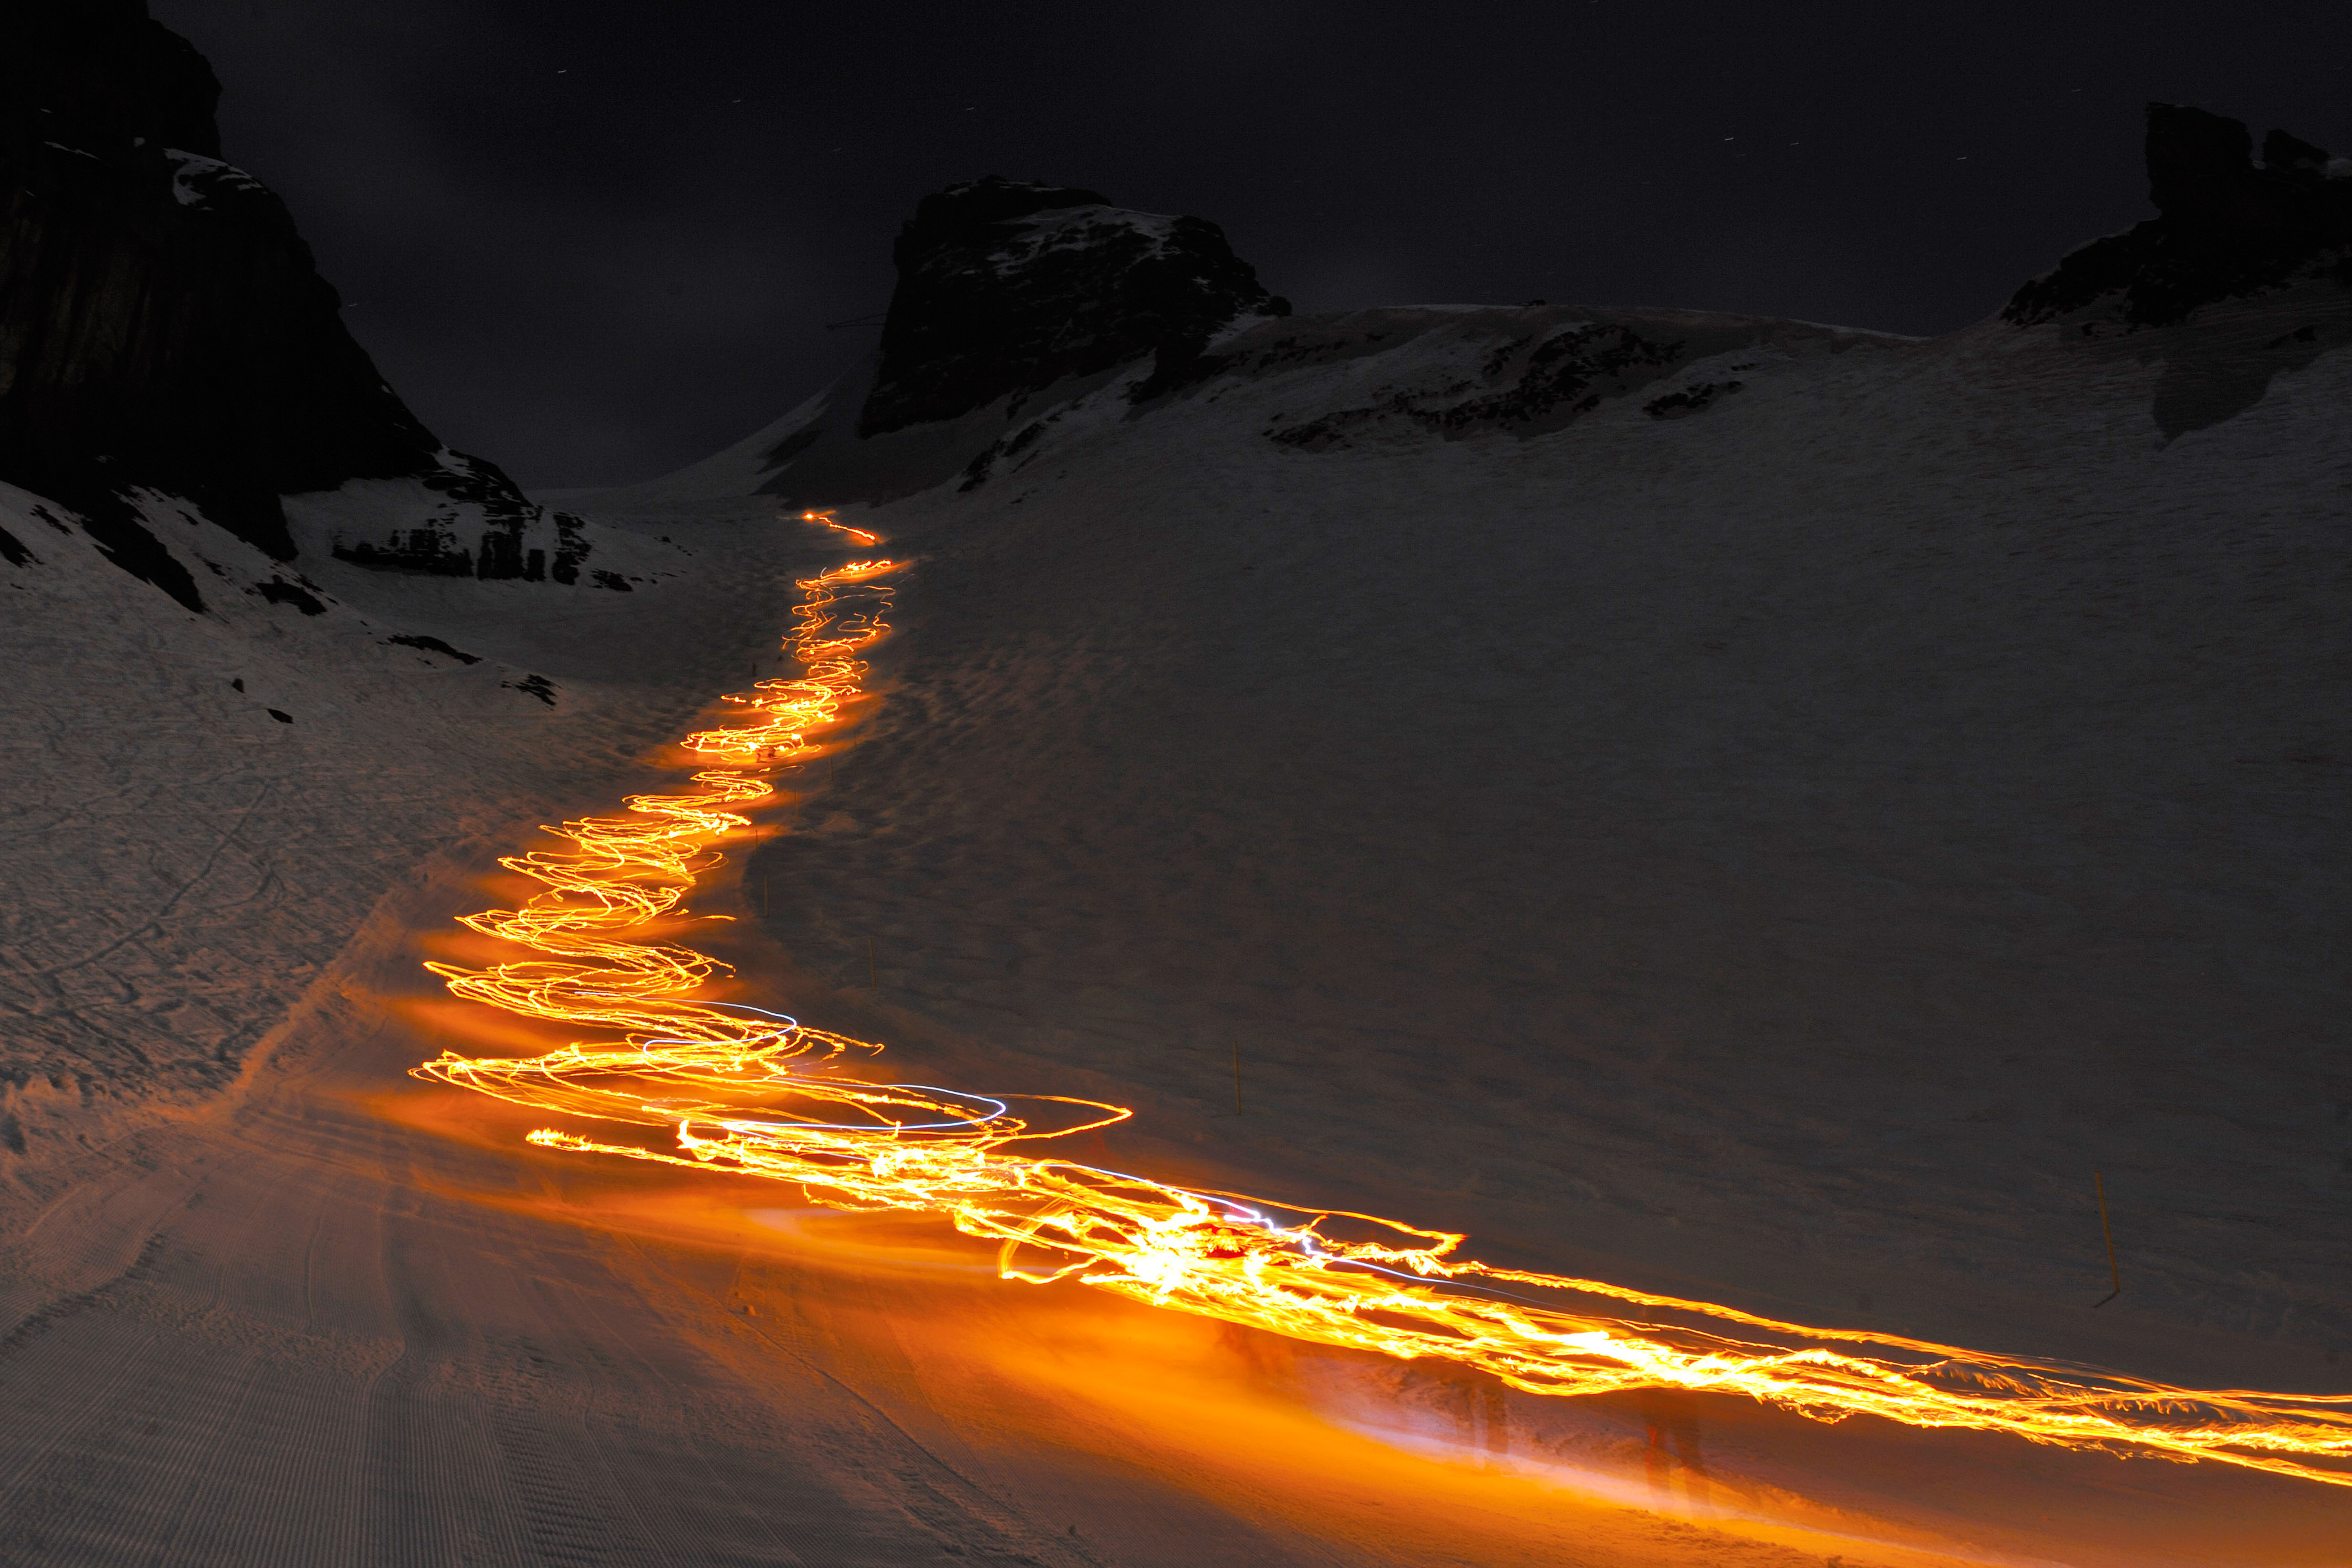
415, 527, 2352, 1491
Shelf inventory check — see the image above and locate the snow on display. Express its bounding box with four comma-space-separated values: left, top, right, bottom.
0, 477, 795, 1163
592, 286, 2346, 1555
709, 298, 2351, 1404
981, 204, 1184, 269
161, 148, 268, 207
2, 278, 2347, 1564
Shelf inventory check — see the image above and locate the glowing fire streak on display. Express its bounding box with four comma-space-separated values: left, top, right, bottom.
416, 516, 2352, 1490
793, 507, 878, 546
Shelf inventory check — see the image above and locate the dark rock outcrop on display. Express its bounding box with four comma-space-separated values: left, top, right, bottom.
735, 178, 1292, 509
2005, 103, 2352, 328
1143, 307, 1825, 452
0, 1, 530, 569
386, 633, 481, 664
858, 176, 1287, 436
252, 578, 325, 614
1261, 316, 1696, 450
328, 458, 597, 584
1644, 380, 1743, 419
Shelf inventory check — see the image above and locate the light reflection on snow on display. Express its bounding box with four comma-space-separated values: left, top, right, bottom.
410, 511, 2352, 1493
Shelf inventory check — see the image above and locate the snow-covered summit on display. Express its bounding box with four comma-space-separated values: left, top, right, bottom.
591, 103, 2352, 525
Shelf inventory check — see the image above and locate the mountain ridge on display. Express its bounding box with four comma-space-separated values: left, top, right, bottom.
597, 102, 2350, 516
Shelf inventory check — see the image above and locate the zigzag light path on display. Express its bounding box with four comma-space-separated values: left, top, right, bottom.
415, 514, 2352, 1491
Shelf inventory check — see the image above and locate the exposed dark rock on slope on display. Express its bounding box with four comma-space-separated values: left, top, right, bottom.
1142, 308, 1843, 454
330, 493, 599, 584
0, 1, 543, 586
858, 176, 1287, 436
694, 178, 1292, 509
2006, 102, 2352, 328
2000, 103, 2352, 442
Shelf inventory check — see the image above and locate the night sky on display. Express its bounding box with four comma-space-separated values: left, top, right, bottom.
151, 1, 2352, 489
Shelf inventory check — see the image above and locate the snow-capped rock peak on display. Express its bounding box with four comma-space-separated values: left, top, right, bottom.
858, 175, 1286, 436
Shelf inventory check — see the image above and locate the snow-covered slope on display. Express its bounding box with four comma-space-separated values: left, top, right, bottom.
0, 3, 772, 1175
3, 98, 2348, 1568
0, 475, 815, 1180
538, 277, 2352, 1557
576, 271, 2352, 1396
543, 117, 2352, 1439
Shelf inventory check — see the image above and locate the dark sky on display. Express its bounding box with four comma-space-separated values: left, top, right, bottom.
152, 1, 2352, 489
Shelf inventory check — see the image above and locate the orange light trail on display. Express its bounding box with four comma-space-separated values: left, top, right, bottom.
793, 507, 878, 546
414, 521, 2352, 1491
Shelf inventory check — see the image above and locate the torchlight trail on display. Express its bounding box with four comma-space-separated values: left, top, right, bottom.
415, 514, 2352, 1490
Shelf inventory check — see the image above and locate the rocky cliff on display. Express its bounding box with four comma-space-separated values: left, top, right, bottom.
2005, 102, 2352, 327
616, 176, 1295, 512
0, 1, 555, 605
858, 176, 1286, 436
